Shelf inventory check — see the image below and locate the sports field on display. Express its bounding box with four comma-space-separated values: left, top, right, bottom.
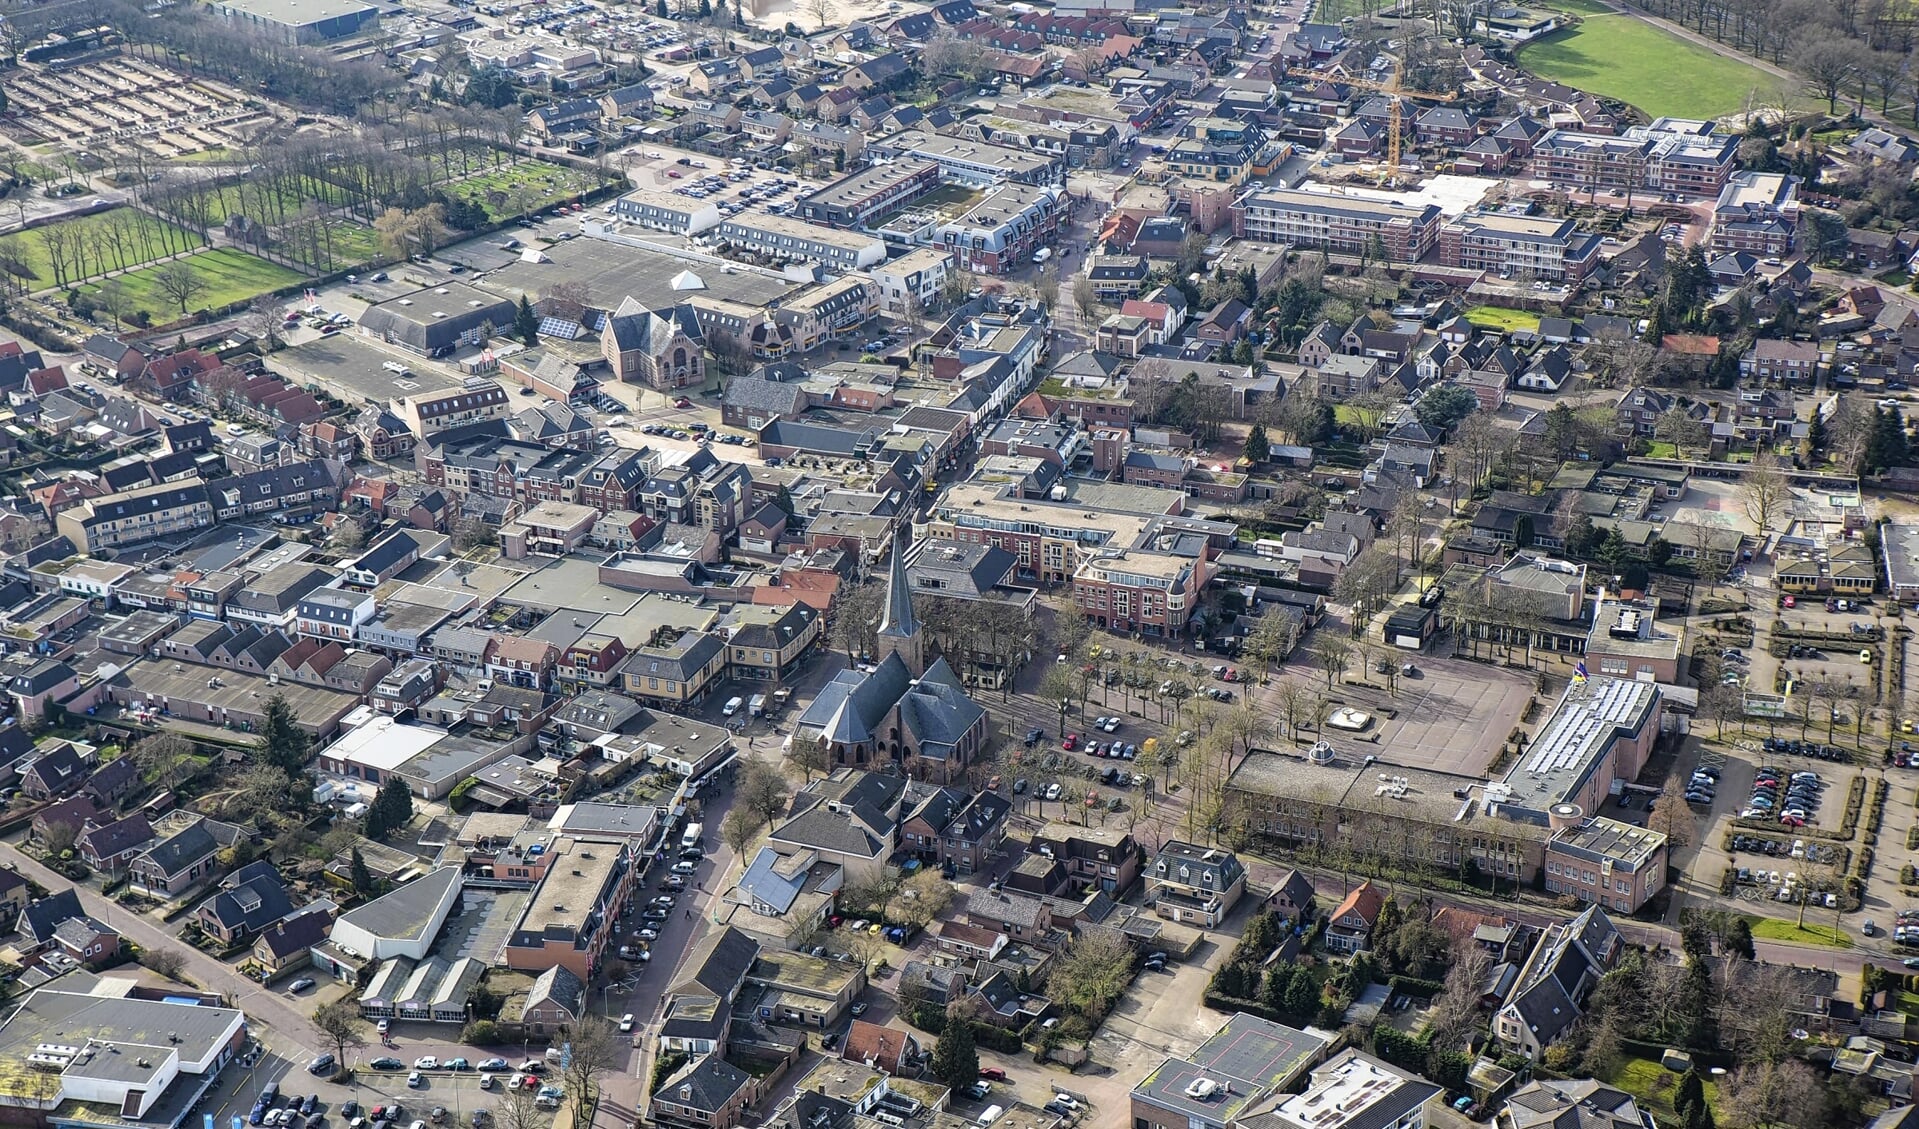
1518, 13, 1780, 119
85, 248, 302, 321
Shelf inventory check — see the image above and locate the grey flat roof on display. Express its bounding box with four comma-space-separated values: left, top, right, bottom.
270, 333, 463, 407
214, 0, 377, 26
471, 233, 799, 313
7, 981, 243, 1067
402, 733, 516, 788
496, 554, 647, 615
548, 801, 660, 839
1886, 522, 1919, 591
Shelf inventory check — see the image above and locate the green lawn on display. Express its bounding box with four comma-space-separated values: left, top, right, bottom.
443, 160, 601, 222
329, 222, 382, 266
1747, 917, 1854, 949
85, 248, 302, 321
0, 209, 203, 288
165, 176, 352, 230
1644, 441, 1679, 458
1518, 14, 1785, 119
1464, 305, 1541, 332
1609, 1056, 1722, 1126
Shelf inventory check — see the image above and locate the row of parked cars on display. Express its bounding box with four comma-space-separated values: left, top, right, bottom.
1744, 768, 1824, 828
1761, 736, 1851, 762
251, 1083, 318, 1129
1683, 765, 1719, 807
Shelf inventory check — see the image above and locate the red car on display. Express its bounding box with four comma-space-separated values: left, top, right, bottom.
674, 397, 693, 408
977, 1069, 1007, 1082
1062, 734, 1079, 750
1783, 595, 1796, 608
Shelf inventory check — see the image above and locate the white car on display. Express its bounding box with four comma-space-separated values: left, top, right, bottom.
619, 1013, 635, 1032
1045, 783, 1062, 800
414, 1057, 439, 1070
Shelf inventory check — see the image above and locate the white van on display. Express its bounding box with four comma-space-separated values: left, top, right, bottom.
976, 1106, 1003, 1127
1032, 247, 1052, 264
722, 696, 744, 716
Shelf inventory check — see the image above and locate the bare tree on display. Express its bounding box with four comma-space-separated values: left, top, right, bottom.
804, 0, 834, 29
1072, 274, 1097, 323
720, 805, 764, 856
1718, 1059, 1829, 1129
1314, 637, 1352, 689
153, 260, 207, 315
1740, 455, 1790, 535
559, 1016, 620, 1128
311, 1000, 364, 1070
1428, 945, 1493, 1050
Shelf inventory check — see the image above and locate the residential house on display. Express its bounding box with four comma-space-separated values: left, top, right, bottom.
130, 820, 223, 897
1494, 906, 1622, 1060
1324, 880, 1385, 954
1147, 841, 1246, 928
899, 787, 1011, 876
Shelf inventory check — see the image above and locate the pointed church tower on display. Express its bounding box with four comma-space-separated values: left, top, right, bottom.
875, 530, 924, 677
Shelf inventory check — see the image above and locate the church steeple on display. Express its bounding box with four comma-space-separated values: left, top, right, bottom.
876, 530, 924, 676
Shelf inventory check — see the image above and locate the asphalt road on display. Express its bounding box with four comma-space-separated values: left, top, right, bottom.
0, 840, 327, 1057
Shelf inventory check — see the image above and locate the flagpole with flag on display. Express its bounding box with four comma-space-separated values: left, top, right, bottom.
1572, 661, 1588, 684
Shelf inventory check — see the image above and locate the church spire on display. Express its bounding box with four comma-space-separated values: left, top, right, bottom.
876, 530, 923, 676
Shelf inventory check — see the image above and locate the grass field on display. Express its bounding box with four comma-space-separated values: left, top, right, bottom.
1518, 14, 1783, 119
1746, 917, 1853, 948
329, 222, 382, 267
444, 160, 601, 222
85, 248, 302, 321
0, 209, 202, 288
1609, 1057, 1722, 1125
1464, 305, 1541, 332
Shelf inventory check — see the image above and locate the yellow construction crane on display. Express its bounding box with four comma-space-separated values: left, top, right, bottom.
1305, 67, 1459, 185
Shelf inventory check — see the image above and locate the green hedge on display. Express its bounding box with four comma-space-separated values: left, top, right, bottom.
903, 1005, 1026, 1053
1387, 975, 1443, 999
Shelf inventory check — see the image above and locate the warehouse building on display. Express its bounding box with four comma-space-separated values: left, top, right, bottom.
210, 0, 381, 42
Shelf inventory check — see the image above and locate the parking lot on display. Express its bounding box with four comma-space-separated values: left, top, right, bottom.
626, 151, 812, 220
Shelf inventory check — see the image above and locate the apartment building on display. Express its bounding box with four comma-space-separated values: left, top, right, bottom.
55, 481, 214, 553
1436, 211, 1604, 283
935, 184, 1065, 275
714, 212, 888, 270
1029, 822, 1140, 896
794, 160, 941, 228
503, 837, 635, 981
1535, 120, 1737, 199
1072, 546, 1211, 638
865, 247, 952, 315
1147, 841, 1246, 927
610, 188, 723, 235
1711, 170, 1800, 256
1167, 117, 1269, 185
393, 381, 511, 439
1532, 130, 1652, 192
1232, 188, 1442, 263
865, 128, 1064, 186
